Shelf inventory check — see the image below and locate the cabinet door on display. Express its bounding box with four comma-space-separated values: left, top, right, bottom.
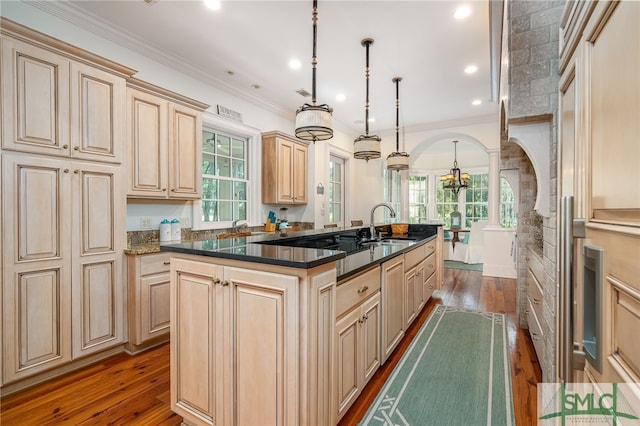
70, 62, 126, 164
71, 163, 125, 357
336, 308, 361, 419
292, 142, 308, 204
225, 266, 299, 426
1, 38, 70, 157
415, 263, 426, 312
140, 272, 171, 342
168, 103, 202, 199
127, 88, 168, 197
361, 293, 381, 386
381, 256, 404, 364
276, 138, 295, 203
404, 267, 418, 328
423, 268, 437, 302
1, 154, 72, 383
171, 259, 224, 426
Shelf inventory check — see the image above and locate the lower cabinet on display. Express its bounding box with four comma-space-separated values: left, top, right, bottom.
126, 252, 171, 352
335, 267, 381, 420
170, 256, 336, 426
381, 255, 405, 364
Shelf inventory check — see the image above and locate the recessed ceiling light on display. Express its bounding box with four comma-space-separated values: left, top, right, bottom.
472, 99, 482, 106
464, 64, 478, 74
336, 93, 346, 102
289, 59, 301, 70
203, 0, 221, 11
454, 5, 471, 19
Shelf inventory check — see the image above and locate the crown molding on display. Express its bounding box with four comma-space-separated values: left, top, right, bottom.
27, 0, 289, 117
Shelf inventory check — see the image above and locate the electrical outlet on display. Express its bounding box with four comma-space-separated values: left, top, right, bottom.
181, 217, 190, 228
140, 217, 152, 230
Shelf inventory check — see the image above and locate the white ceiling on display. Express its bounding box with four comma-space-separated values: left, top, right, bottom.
49, 0, 497, 140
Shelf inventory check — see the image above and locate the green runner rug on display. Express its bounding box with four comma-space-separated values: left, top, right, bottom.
360, 305, 514, 426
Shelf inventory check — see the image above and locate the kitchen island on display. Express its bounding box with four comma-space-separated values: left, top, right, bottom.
160, 224, 442, 426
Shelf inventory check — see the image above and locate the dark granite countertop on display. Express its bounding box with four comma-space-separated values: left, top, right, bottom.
159, 224, 440, 281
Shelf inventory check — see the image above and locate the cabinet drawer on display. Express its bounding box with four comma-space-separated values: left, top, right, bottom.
140, 252, 171, 275
423, 238, 436, 258
337, 267, 380, 318
423, 253, 436, 280
527, 298, 544, 361
528, 249, 544, 286
404, 245, 424, 270
527, 269, 544, 321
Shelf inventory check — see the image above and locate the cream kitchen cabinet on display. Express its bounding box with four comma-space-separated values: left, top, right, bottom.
170, 256, 336, 426
1, 32, 130, 164
1, 154, 126, 384
261, 131, 309, 205
403, 244, 426, 328
381, 255, 405, 364
127, 78, 208, 200
335, 267, 381, 421
126, 252, 171, 353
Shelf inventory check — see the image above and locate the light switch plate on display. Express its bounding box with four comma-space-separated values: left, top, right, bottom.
140, 217, 152, 230
181, 217, 190, 228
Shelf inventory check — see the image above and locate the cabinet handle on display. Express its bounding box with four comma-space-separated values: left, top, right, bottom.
357, 286, 369, 294
74, 170, 79, 174
64, 169, 69, 173
212, 278, 221, 285
358, 319, 364, 324
362, 314, 368, 321
73, 146, 79, 151
63, 144, 69, 149
429, 264, 434, 268
533, 297, 541, 304
171, 189, 176, 192
162, 188, 167, 192
222, 280, 230, 287
163, 260, 171, 265
525, 309, 530, 314
531, 332, 541, 341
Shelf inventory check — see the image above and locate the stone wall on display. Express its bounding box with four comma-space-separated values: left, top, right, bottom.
504, 0, 564, 381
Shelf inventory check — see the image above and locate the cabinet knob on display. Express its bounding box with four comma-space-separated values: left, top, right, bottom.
533, 297, 541, 305
63, 144, 69, 149
531, 332, 541, 341
222, 280, 230, 287
64, 169, 69, 173
362, 314, 368, 321
171, 189, 176, 192
73, 146, 79, 151
213, 278, 221, 285
163, 260, 171, 265
162, 188, 167, 192
74, 170, 79, 174
357, 286, 369, 294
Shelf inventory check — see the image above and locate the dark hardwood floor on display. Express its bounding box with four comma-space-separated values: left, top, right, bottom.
0, 268, 541, 425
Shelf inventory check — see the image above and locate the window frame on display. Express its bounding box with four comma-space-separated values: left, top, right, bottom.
192, 112, 262, 231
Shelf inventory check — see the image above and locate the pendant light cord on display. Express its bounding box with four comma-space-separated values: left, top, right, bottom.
362, 38, 373, 135
311, 0, 318, 106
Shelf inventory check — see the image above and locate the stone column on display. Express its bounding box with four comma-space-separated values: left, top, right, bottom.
487, 149, 501, 228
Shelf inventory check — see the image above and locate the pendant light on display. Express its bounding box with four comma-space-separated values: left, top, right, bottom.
440, 140, 470, 194
295, 0, 333, 142
387, 77, 409, 171
353, 38, 381, 161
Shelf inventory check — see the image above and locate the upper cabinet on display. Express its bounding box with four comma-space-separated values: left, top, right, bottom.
127, 78, 209, 200
1, 33, 131, 164
262, 131, 309, 205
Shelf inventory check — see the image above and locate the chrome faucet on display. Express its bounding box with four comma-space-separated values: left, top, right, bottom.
370, 203, 396, 240
231, 219, 248, 233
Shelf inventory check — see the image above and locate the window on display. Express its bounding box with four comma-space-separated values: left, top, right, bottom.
435, 186, 458, 228
201, 130, 248, 223
328, 155, 345, 225
464, 173, 488, 227
383, 169, 401, 220
408, 175, 428, 223
500, 177, 517, 228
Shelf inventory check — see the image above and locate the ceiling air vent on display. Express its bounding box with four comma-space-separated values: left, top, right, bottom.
296, 88, 311, 97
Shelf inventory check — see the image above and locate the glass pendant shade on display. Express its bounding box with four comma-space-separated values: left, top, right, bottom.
387, 76, 409, 171
353, 134, 381, 161
354, 38, 381, 161
295, 0, 333, 142
295, 104, 333, 141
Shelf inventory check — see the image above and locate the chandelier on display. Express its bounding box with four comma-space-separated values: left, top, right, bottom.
353, 38, 381, 162
295, 0, 333, 142
440, 140, 470, 194
387, 77, 409, 171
